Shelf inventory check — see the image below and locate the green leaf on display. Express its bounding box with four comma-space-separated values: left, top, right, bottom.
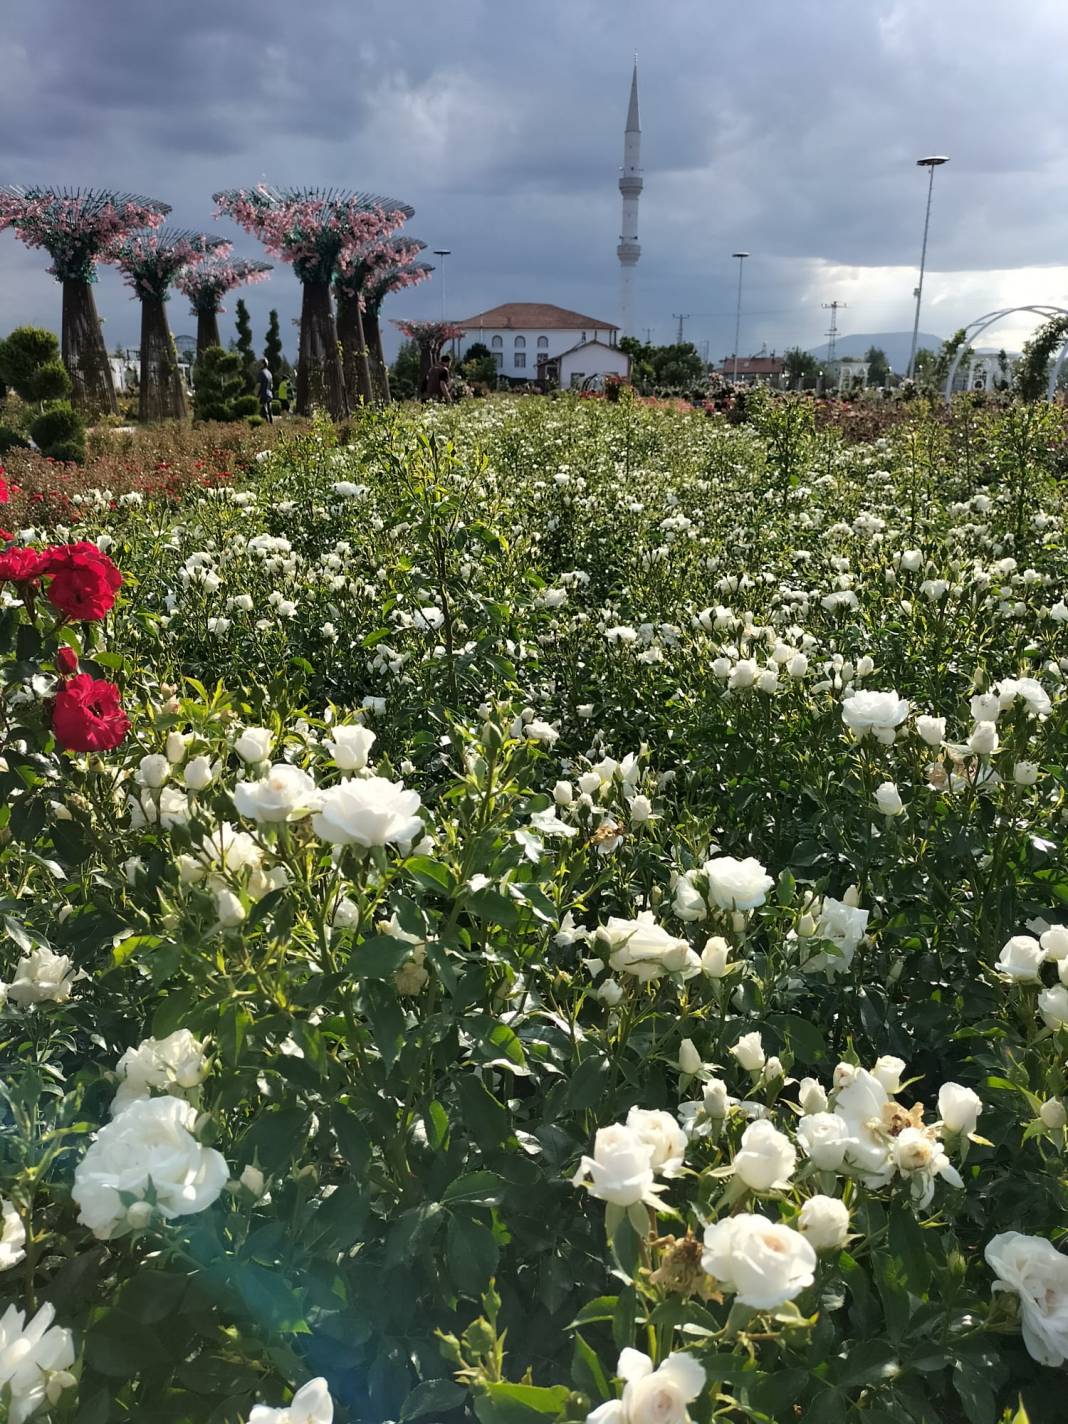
442, 1170, 506, 1205
475, 1382, 571, 1423
350, 933, 415, 979
953, 1359, 996, 1424
466, 887, 521, 927
836, 1339, 901, 1388
888, 1205, 931, 1292
456, 1073, 512, 1149
447, 1213, 500, 1296
401, 1378, 468, 1421
425, 1099, 450, 1150
406, 854, 456, 893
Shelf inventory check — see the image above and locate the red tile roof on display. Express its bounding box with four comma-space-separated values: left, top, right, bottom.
455, 302, 618, 331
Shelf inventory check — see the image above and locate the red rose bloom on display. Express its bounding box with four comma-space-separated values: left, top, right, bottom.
0, 547, 50, 584
0, 471, 8, 504
44, 542, 123, 622
55, 646, 79, 676
51, 673, 130, 752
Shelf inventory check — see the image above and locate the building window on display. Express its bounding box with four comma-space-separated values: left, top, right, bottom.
514, 353, 526, 368
493, 353, 503, 368
491, 335, 503, 349
514, 335, 526, 348
537, 336, 548, 349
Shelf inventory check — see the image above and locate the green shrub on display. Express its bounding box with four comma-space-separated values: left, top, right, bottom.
30, 402, 85, 463
0, 424, 31, 454
0, 326, 61, 402
28, 359, 72, 405
193, 347, 254, 423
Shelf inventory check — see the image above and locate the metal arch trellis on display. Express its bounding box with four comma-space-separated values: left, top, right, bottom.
943, 305, 1068, 403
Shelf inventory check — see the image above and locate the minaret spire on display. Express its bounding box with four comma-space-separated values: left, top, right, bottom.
617, 58, 642, 340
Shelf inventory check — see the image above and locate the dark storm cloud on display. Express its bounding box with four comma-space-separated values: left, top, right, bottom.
3, 0, 1068, 360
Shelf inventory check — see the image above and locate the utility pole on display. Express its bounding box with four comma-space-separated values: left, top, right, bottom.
731, 252, 749, 381
822, 301, 846, 363
907, 156, 950, 378
643, 327, 653, 344
673, 313, 689, 344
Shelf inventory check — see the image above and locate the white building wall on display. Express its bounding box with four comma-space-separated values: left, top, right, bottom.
458, 326, 617, 380
558, 344, 630, 388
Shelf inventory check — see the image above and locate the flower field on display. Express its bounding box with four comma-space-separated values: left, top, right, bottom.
1, 393, 1068, 1423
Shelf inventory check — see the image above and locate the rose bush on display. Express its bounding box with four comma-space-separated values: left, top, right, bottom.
0, 397, 1067, 1422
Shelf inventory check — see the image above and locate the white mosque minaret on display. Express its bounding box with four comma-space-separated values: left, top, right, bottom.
617, 58, 642, 340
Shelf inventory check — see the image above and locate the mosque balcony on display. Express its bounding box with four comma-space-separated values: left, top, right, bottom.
618, 175, 644, 196
617, 241, 641, 264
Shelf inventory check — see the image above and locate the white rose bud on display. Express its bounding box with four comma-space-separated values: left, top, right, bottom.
578, 771, 601, 795
856, 655, 874, 677
240, 1164, 265, 1197
215, 888, 246, 928
629, 794, 653, 823
234, 726, 274, 763
731, 1031, 766, 1072
553, 780, 573, 807
165, 731, 189, 764
915, 715, 946, 747
126, 1201, 154, 1230
703, 1078, 730, 1119
183, 755, 215, 791
872, 1055, 907, 1094
678, 1038, 702, 1075
139, 753, 169, 788
875, 781, 905, 817
1040, 1098, 1067, 1130
833, 1061, 858, 1090
968, 720, 999, 756
1013, 761, 1040, 787
798, 1077, 829, 1114
1041, 925, 1068, 961
732, 1119, 796, 1191
763, 1056, 784, 1081
798, 1195, 850, 1251
700, 935, 731, 977
597, 978, 624, 1007
786, 652, 809, 678
937, 1082, 982, 1136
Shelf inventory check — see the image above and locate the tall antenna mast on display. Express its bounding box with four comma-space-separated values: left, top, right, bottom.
673, 313, 690, 344
822, 300, 846, 362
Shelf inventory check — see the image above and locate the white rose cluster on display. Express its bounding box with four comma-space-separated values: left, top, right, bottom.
985, 1232, 1068, 1367
572, 1108, 687, 1213
597, 913, 697, 982
112, 1028, 209, 1115
587, 1348, 705, 1424
0, 1302, 76, 1424
673, 853, 774, 921
247, 1377, 334, 1423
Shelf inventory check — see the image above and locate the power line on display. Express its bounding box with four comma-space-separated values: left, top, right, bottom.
821, 300, 847, 361
672, 313, 690, 343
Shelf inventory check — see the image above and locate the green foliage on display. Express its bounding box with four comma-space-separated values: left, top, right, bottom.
864, 345, 890, 386
0, 423, 31, 453
0, 325, 62, 402
1015, 315, 1068, 401
234, 297, 257, 394
193, 346, 257, 423
264, 308, 284, 384
29, 400, 85, 462
619, 336, 706, 396
28, 358, 73, 404
784, 346, 819, 385
461, 342, 498, 389
390, 339, 422, 400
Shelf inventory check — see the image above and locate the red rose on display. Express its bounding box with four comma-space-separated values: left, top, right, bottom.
51, 673, 130, 752
0, 547, 49, 584
43, 542, 123, 622
55, 646, 79, 676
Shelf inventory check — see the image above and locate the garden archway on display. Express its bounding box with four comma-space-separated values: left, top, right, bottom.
943, 305, 1068, 402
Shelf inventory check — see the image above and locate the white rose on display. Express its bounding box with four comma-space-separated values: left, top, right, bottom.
240, 1165, 266, 1198
578, 771, 602, 795
915, 715, 946, 747
900, 549, 923, 571
1040, 925, 1068, 961
797, 1111, 850, 1170
808, 896, 869, 975
1040, 1098, 1067, 1130
728, 659, 759, 691
571, 1123, 662, 1208
626, 1107, 687, 1177
841, 690, 909, 741
678, 1038, 702, 1075
72, 1096, 229, 1239
165, 731, 189, 764
985, 1232, 1068, 1367
554, 780, 573, 807
701, 1213, 816, 1308
871, 1055, 907, 1094
234, 764, 320, 824
112, 1029, 208, 1115
874, 781, 904, 817
1013, 761, 1040, 786
700, 935, 731, 977
313, 776, 423, 848
732, 1119, 796, 1191
524, 719, 559, 745
599, 913, 692, 982
786, 652, 808, 678
594, 1349, 705, 1424
247, 1377, 335, 1424
763, 1056, 784, 1081
937, 1082, 982, 1136
325, 725, 376, 772
0, 1200, 26, 1271
183, 755, 216, 791
968, 720, 999, 756
7, 947, 76, 1005
138, 753, 170, 787
597, 978, 624, 1007
1039, 985, 1068, 1029
216, 887, 247, 928
234, 726, 274, 763
835, 1070, 894, 1176
996, 934, 1045, 983
731, 1031, 766, 1072
705, 855, 773, 911
158, 786, 190, 828
629, 794, 653, 824
0, 1302, 76, 1424
798, 1195, 850, 1252
701, 1078, 731, 1119
672, 875, 707, 922
970, 692, 1001, 722
798, 1077, 829, 1115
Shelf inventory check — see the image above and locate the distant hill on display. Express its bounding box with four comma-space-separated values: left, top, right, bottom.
807, 331, 944, 371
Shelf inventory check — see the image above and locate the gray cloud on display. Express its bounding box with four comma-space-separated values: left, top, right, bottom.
3, 0, 1068, 363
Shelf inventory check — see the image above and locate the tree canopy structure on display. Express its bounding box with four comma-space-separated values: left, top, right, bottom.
213, 186, 412, 418
176, 257, 272, 358
363, 262, 434, 401
393, 317, 463, 395
334, 235, 425, 406
0, 186, 170, 414
109, 228, 230, 422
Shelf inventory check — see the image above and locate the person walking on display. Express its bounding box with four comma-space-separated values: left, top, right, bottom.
424, 352, 454, 403
277, 376, 289, 413
258, 358, 274, 423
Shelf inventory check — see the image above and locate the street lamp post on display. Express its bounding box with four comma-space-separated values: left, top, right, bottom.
432, 249, 451, 322
907, 156, 949, 379
731, 252, 749, 382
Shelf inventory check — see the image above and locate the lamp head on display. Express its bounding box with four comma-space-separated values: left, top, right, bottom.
916, 156, 949, 166
732, 251, 750, 259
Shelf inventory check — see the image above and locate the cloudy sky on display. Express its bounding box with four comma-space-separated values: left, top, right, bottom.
4, 0, 1068, 365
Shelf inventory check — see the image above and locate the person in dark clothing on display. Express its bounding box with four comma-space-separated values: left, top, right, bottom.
424, 352, 453, 403
258, 359, 274, 423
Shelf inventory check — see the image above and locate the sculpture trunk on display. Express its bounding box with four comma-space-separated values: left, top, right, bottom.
296, 280, 348, 419
364, 310, 390, 402
336, 290, 374, 407
61, 278, 117, 416
139, 294, 188, 422
196, 308, 222, 359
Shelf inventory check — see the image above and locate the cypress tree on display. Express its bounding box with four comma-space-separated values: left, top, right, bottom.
234, 298, 256, 393
264, 309, 283, 384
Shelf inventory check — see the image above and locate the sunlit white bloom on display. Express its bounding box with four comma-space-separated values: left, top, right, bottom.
246, 1377, 335, 1423
704, 855, 773, 911
586, 1350, 705, 1424
871, 1056, 906, 1094
701, 1213, 816, 1309
234, 764, 319, 824
730, 1031, 765, 1073
0, 1201, 26, 1271
996, 934, 1045, 983
626, 1107, 687, 1177
798, 1077, 828, 1115
985, 1232, 1068, 1367
313, 776, 423, 848
732, 1119, 796, 1191
571, 1124, 664, 1208
598, 913, 693, 982
7, 947, 76, 1005
915, 715, 946, 746
0, 1302, 76, 1424
937, 1082, 982, 1136
798, 1194, 850, 1251
112, 1029, 208, 1115
874, 781, 904, 816
841, 690, 909, 743
797, 1111, 850, 1170
324, 724, 376, 772
234, 726, 274, 763
1039, 985, 1068, 1029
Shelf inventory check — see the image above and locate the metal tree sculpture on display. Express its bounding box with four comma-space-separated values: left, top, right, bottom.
393, 317, 464, 394
213, 186, 412, 418
176, 257, 273, 358
0, 186, 170, 414
109, 229, 230, 422
364, 262, 434, 401
334, 235, 426, 406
